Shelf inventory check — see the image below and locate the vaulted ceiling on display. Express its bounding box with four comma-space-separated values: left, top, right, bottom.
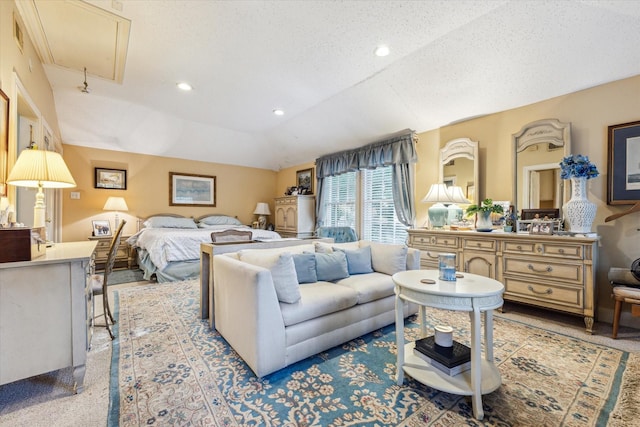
16, 0, 640, 170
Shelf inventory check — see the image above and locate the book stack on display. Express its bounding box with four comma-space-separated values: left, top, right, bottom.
413, 335, 471, 376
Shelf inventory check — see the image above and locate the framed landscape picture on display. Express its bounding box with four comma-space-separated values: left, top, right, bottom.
296, 168, 313, 194
95, 167, 127, 190
169, 172, 216, 207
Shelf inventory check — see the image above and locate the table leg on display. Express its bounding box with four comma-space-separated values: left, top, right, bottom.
418, 305, 427, 338
200, 250, 210, 320
485, 309, 494, 362
395, 294, 405, 385
469, 307, 484, 420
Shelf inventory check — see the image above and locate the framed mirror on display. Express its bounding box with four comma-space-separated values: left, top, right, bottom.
439, 137, 479, 205
512, 119, 571, 221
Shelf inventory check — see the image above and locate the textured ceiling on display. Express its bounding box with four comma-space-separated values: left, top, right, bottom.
18, 0, 640, 170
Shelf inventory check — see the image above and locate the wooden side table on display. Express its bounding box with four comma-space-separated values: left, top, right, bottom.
88, 234, 134, 271
393, 270, 504, 420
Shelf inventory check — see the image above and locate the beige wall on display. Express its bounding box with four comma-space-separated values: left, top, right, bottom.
414, 74, 640, 325
61, 145, 277, 241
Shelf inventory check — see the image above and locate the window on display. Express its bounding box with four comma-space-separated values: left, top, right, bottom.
362, 167, 408, 244
322, 167, 407, 244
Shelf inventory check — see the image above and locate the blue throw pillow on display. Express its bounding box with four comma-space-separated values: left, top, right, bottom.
314, 251, 349, 281
292, 253, 318, 284
334, 246, 373, 275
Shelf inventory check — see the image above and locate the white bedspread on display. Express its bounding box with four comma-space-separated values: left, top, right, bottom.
127, 226, 281, 271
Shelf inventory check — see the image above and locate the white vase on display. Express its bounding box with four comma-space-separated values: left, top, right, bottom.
475, 210, 493, 231
563, 177, 596, 233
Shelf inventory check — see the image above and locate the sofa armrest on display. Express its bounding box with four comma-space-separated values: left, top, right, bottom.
213, 255, 286, 377
407, 247, 420, 270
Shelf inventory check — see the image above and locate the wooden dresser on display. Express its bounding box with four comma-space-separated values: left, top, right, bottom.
407, 229, 599, 333
274, 195, 315, 238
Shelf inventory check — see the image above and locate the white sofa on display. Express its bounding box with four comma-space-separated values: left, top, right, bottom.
213, 240, 420, 377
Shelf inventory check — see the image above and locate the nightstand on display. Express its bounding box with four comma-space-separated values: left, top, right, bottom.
88, 234, 136, 271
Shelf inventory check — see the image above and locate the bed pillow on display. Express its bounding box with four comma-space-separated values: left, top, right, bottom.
144, 216, 198, 229
333, 246, 373, 275
364, 242, 408, 275
314, 251, 349, 282
239, 251, 301, 303
198, 215, 243, 226
292, 253, 318, 284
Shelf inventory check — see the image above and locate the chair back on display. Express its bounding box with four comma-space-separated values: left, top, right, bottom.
211, 229, 253, 243
316, 226, 358, 243
104, 220, 127, 281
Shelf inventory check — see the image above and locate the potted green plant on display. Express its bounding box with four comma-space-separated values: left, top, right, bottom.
465, 198, 504, 231
503, 208, 518, 232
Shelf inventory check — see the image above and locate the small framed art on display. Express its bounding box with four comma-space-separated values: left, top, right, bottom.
95, 168, 127, 190
529, 220, 554, 235
92, 220, 111, 236
607, 120, 640, 205
296, 168, 314, 194
169, 172, 216, 207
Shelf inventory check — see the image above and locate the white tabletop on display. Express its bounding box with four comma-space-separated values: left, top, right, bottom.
392, 270, 504, 299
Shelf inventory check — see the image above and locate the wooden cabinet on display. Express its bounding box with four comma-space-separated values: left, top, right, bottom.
0, 241, 97, 392
274, 195, 315, 238
407, 229, 598, 333
88, 234, 135, 270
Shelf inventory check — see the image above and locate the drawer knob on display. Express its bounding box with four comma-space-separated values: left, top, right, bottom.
444, 240, 448, 245
426, 252, 438, 259
516, 245, 522, 250
558, 248, 565, 254
528, 285, 552, 295
528, 264, 553, 273
477, 242, 481, 247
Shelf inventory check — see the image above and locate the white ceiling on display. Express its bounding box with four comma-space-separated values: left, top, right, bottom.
17, 0, 640, 171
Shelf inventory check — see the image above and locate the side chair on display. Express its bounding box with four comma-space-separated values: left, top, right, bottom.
211, 229, 253, 243
91, 219, 126, 340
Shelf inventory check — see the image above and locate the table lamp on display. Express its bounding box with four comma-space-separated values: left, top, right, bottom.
422, 184, 453, 228
7, 147, 76, 228
446, 185, 471, 224
253, 202, 271, 229
103, 196, 129, 228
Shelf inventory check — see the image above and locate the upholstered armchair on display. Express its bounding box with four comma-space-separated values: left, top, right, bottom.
316, 226, 358, 243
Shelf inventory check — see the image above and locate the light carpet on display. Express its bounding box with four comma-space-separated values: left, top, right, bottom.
110, 279, 638, 426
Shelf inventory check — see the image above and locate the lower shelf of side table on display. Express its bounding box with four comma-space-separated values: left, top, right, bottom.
402, 343, 501, 396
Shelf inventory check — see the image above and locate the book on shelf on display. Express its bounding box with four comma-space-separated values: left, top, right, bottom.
412, 348, 471, 376
413, 335, 471, 368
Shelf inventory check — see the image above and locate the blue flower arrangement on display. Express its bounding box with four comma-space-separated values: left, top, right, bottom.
559, 154, 599, 180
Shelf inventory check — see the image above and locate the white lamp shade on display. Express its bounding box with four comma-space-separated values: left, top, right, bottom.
421, 183, 454, 204
103, 196, 129, 211
7, 149, 76, 188
253, 202, 271, 215
447, 186, 471, 204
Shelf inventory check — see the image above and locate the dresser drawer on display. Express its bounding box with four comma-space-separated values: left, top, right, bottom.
418, 248, 459, 269
408, 234, 458, 249
504, 277, 583, 310
504, 258, 583, 284
503, 241, 583, 259
462, 238, 496, 252
275, 197, 296, 206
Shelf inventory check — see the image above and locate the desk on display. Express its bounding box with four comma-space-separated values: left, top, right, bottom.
0, 241, 97, 393
393, 270, 504, 420
200, 238, 333, 328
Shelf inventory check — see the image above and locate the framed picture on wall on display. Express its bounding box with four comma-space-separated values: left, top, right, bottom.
95, 168, 127, 190
607, 120, 640, 205
169, 172, 216, 207
0, 89, 8, 196
296, 168, 313, 194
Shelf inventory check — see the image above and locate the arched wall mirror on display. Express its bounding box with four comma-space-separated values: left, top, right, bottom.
439, 137, 479, 206
512, 119, 571, 220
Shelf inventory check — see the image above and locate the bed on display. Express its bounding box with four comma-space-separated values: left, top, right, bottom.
127, 213, 281, 283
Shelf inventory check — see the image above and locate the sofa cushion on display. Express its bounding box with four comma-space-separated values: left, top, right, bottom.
335, 272, 395, 304
334, 246, 373, 275
238, 251, 301, 303
292, 253, 318, 284
314, 251, 350, 281
362, 242, 408, 275
314, 241, 360, 253
280, 281, 359, 326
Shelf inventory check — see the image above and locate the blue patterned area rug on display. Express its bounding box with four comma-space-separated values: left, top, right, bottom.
109, 280, 633, 426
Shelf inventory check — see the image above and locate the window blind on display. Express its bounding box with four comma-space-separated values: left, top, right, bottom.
362, 167, 408, 244
323, 172, 356, 227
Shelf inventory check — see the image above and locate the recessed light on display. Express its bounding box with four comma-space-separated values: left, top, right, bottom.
374, 45, 390, 57
273, 109, 284, 116
177, 82, 192, 91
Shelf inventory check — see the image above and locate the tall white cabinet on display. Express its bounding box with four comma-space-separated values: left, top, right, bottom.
274, 195, 315, 238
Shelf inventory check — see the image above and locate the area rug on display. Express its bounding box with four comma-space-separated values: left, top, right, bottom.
109, 279, 634, 426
